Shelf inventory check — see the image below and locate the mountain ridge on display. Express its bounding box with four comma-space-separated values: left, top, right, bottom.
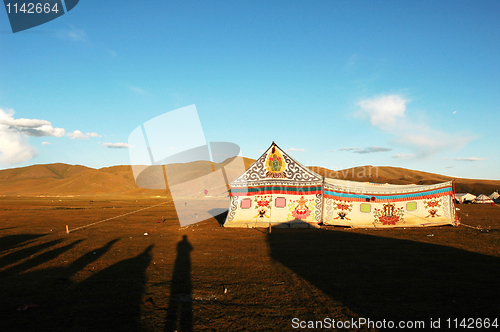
0, 161, 498, 196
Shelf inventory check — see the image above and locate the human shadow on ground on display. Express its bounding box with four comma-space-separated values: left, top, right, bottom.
55, 244, 154, 331
0, 239, 78, 277
267, 229, 500, 322
1, 238, 153, 332
0, 233, 47, 254
64, 238, 120, 276
165, 235, 193, 332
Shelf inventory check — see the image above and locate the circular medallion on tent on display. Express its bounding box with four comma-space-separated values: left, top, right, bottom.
265, 147, 287, 178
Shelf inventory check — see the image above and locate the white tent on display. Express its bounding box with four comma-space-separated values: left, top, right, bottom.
224, 142, 323, 228
489, 191, 500, 200
224, 142, 457, 228
323, 178, 457, 228
474, 194, 494, 204
455, 193, 476, 204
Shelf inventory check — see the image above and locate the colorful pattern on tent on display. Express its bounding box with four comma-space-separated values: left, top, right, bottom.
265, 146, 287, 178
287, 196, 315, 220
254, 195, 272, 219
324, 186, 453, 202
324, 199, 354, 221
230, 143, 322, 187
229, 185, 322, 196
424, 198, 441, 218
373, 203, 405, 226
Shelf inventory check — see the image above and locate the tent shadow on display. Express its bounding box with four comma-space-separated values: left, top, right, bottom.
267, 229, 500, 321
273, 219, 317, 229
208, 208, 228, 226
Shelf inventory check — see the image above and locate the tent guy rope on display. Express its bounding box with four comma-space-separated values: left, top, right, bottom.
66, 201, 171, 234
65, 181, 230, 234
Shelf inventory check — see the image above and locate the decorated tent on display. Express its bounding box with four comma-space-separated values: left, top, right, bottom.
474, 194, 494, 204
224, 142, 458, 228
323, 178, 456, 228
224, 142, 323, 228
455, 193, 477, 204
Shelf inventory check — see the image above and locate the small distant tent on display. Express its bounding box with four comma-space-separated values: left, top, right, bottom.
489, 191, 500, 200
474, 194, 494, 204
455, 193, 477, 204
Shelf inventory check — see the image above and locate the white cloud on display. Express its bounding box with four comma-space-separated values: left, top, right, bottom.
0, 127, 37, 164
67, 130, 87, 139
353, 146, 392, 154
41, 141, 50, 145
67, 130, 101, 139
338, 147, 361, 152
392, 153, 414, 159
103, 142, 131, 149
358, 95, 407, 128
397, 128, 471, 158
339, 146, 392, 154
454, 157, 486, 162
286, 147, 304, 152
0, 108, 67, 165
0, 108, 65, 137
452, 111, 457, 114
357, 94, 473, 158
58, 25, 87, 42
129, 86, 148, 95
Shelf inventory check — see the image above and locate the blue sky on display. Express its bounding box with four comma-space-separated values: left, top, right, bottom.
0, 1, 499, 180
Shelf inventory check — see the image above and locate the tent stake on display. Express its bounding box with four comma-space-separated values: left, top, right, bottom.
66, 225, 69, 234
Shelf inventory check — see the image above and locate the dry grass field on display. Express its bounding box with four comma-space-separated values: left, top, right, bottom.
1, 196, 499, 331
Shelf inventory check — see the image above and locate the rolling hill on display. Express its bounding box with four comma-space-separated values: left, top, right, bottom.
0, 160, 498, 196
308, 165, 500, 195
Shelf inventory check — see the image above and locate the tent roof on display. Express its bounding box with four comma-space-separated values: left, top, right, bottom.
475, 194, 493, 200
474, 194, 494, 203
324, 177, 453, 195
230, 142, 322, 187
489, 191, 500, 200
455, 193, 476, 199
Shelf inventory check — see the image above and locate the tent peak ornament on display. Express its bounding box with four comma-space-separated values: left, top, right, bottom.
265, 147, 287, 178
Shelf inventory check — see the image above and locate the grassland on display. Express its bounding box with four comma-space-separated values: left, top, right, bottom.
1, 196, 499, 331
